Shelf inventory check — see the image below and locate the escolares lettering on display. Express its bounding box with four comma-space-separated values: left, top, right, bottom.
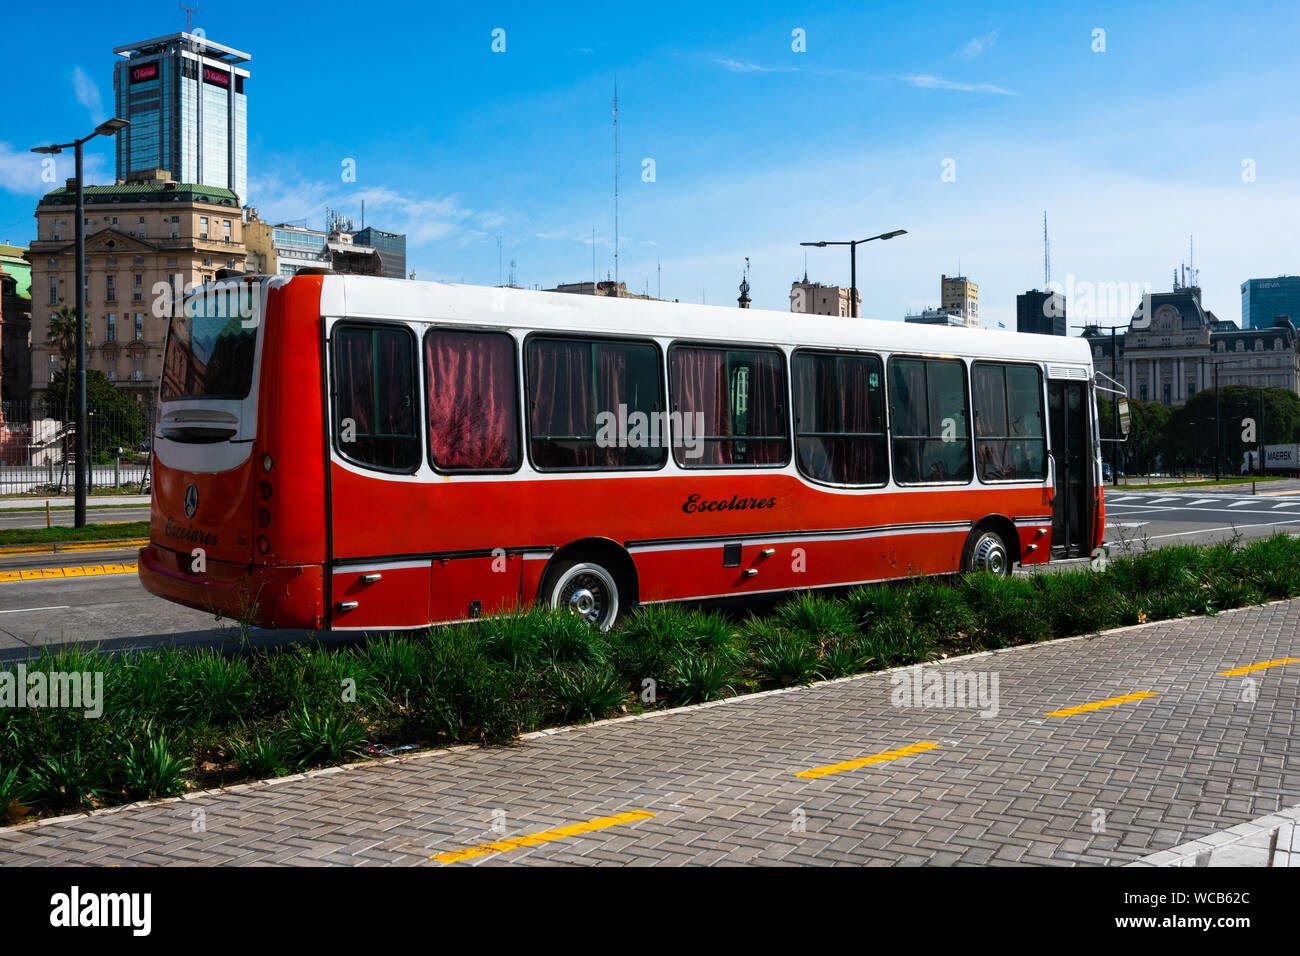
164, 516, 220, 547
682, 493, 777, 514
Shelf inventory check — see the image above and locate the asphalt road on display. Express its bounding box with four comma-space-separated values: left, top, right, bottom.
1103, 489, 1300, 553
0, 487, 1295, 658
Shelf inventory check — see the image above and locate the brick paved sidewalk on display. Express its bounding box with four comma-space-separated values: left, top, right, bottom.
1, 599, 1297, 866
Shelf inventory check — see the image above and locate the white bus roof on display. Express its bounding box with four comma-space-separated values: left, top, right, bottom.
317, 274, 1094, 368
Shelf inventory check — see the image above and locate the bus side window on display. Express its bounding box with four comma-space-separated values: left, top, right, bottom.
332, 323, 421, 473
889, 357, 972, 484
526, 336, 665, 470
791, 350, 888, 485
426, 328, 520, 472
671, 346, 788, 467
973, 362, 1046, 481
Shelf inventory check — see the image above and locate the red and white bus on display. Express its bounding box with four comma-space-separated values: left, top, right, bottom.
140, 273, 1108, 631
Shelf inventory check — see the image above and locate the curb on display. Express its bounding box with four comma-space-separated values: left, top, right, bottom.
0, 537, 148, 557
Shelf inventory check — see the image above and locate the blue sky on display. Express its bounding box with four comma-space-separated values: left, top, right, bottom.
3, 0, 1298, 328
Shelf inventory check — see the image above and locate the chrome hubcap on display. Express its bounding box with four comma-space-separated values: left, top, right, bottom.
569, 587, 597, 617
553, 564, 619, 630
973, 534, 1007, 575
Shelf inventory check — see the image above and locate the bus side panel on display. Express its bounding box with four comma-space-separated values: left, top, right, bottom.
255, 277, 328, 570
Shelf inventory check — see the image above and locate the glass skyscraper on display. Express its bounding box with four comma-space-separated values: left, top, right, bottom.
352, 227, 407, 279
1241, 276, 1300, 331
113, 33, 250, 203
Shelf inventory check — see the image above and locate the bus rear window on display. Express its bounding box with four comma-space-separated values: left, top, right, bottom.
161, 288, 258, 401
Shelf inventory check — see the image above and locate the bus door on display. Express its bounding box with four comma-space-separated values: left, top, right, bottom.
325, 319, 433, 629
1048, 377, 1092, 557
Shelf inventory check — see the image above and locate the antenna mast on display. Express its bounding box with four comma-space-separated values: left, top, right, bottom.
612, 80, 620, 288
1043, 211, 1050, 287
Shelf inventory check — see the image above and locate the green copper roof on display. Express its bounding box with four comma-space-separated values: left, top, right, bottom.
38, 182, 240, 207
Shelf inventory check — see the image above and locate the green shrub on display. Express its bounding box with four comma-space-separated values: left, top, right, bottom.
119, 725, 192, 799
286, 708, 366, 766
226, 729, 292, 779
21, 743, 107, 811
670, 654, 739, 703
772, 592, 856, 639
859, 619, 933, 668
744, 619, 821, 687
173, 650, 255, 725
420, 626, 535, 744
901, 577, 975, 640
958, 574, 1051, 647
547, 664, 627, 722
819, 634, 873, 678
846, 584, 911, 632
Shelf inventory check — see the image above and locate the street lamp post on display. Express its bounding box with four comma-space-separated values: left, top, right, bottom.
31, 118, 129, 529
799, 230, 907, 318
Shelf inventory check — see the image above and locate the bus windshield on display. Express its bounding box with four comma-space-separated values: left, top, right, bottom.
161, 285, 258, 401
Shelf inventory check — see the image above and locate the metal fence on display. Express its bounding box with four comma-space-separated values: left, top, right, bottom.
0, 399, 152, 496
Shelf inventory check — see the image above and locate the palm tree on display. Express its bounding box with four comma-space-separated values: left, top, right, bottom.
46, 306, 87, 490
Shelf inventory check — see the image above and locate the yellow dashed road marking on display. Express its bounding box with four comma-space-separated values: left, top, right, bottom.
433, 810, 656, 864
1044, 691, 1158, 717
0, 562, 137, 583
794, 741, 941, 780
1217, 658, 1300, 677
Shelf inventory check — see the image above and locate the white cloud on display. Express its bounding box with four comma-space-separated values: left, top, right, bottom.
961, 29, 1000, 58
712, 58, 796, 74
903, 74, 1015, 95
0, 141, 107, 197
245, 172, 476, 246
71, 66, 105, 125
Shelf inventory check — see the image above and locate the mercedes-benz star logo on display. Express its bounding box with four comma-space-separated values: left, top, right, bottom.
184, 483, 198, 518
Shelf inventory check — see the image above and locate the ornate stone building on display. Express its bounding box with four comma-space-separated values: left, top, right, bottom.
26, 170, 245, 413
1084, 284, 1300, 405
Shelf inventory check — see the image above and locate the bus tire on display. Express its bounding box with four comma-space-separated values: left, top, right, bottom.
541, 556, 625, 631
962, 525, 1013, 577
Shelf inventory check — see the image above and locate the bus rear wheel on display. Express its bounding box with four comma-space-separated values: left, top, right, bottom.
962, 527, 1013, 577
542, 558, 623, 631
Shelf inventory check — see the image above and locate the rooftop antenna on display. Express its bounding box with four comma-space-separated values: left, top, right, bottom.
592, 226, 597, 287
1189, 234, 1197, 287
179, 2, 198, 32
612, 79, 620, 287
1043, 211, 1050, 288
657, 258, 661, 299
497, 234, 503, 286
803, 250, 808, 283
509, 258, 516, 287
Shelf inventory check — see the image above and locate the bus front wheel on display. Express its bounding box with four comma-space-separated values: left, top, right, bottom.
542, 557, 624, 631
962, 526, 1013, 577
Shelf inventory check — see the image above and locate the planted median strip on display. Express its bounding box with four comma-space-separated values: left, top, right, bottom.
0, 521, 150, 555
1, 532, 1299, 826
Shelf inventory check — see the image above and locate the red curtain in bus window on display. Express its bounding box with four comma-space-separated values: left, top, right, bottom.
595, 344, 627, 466
973, 364, 1011, 479
671, 347, 731, 465
529, 339, 595, 468
746, 352, 788, 465
426, 330, 519, 470
338, 328, 375, 435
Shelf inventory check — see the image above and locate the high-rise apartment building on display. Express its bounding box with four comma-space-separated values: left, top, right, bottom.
113, 33, 250, 203
940, 274, 979, 327
1016, 289, 1067, 336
